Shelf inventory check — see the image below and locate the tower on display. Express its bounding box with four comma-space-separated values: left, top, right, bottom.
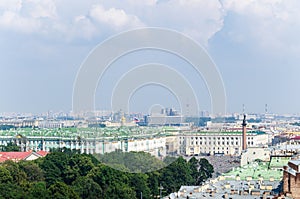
242, 114, 247, 151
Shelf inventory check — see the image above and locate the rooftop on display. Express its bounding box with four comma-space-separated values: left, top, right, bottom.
166, 179, 282, 199
184, 130, 266, 136
289, 160, 300, 166
222, 162, 283, 181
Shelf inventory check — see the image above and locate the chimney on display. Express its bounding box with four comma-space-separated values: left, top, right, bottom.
242, 114, 247, 151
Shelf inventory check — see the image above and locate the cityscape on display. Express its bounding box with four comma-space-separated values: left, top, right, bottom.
1, 0, 300, 199
1, 109, 300, 198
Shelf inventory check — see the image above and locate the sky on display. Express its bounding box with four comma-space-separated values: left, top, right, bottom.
0, 0, 300, 115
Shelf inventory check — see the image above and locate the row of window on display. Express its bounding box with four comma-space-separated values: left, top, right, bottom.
180, 141, 254, 146
180, 136, 255, 140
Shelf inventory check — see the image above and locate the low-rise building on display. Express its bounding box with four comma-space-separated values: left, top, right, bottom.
0, 151, 48, 162
241, 147, 270, 166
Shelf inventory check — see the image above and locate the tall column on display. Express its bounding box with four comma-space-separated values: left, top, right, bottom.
242, 114, 247, 151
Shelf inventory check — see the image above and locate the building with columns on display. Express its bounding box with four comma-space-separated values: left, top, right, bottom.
178, 131, 268, 156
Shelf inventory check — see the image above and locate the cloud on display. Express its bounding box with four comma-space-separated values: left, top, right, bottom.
0, 11, 40, 33
98, 0, 225, 45
0, 0, 299, 53
0, 0, 57, 33
23, 0, 57, 19
0, 0, 225, 45
89, 4, 144, 30
0, 0, 22, 12
222, 0, 300, 55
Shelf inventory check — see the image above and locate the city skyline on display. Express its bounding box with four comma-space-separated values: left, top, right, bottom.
0, 1, 299, 114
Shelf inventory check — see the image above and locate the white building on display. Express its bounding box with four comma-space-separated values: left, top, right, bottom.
178, 131, 269, 156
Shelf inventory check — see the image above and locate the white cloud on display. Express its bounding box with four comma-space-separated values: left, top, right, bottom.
0, 11, 40, 33
89, 4, 144, 30
69, 15, 97, 40
0, 0, 57, 33
23, 0, 57, 19
97, 0, 225, 45
222, 0, 300, 54
0, 0, 22, 12
0, 0, 225, 44
0, 0, 298, 53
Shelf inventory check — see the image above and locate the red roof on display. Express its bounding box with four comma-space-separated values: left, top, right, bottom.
0, 151, 32, 162
0, 150, 48, 163
291, 136, 300, 140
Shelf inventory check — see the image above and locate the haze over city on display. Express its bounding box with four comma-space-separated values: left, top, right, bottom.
0, 0, 299, 114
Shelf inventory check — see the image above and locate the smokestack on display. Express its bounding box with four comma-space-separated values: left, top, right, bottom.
242, 114, 247, 151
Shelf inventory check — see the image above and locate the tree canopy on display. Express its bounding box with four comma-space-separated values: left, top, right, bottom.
0, 150, 214, 199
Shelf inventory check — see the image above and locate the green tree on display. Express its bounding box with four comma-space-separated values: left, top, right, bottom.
0, 183, 25, 199
160, 157, 193, 193
99, 151, 165, 173
27, 182, 50, 199
105, 183, 136, 199
147, 171, 160, 198
188, 157, 199, 184
72, 176, 102, 199
39, 152, 69, 186
130, 173, 151, 199
19, 161, 44, 182
88, 164, 131, 197
2, 160, 27, 185
69, 154, 95, 176
1, 142, 20, 152
0, 166, 13, 184
49, 181, 80, 199
198, 158, 214, 184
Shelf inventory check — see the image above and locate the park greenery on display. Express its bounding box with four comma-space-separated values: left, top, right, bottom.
0, 149, 214, 199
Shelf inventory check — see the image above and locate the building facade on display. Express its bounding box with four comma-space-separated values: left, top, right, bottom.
283, 159, 300, 199
178, 131, 269, 156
